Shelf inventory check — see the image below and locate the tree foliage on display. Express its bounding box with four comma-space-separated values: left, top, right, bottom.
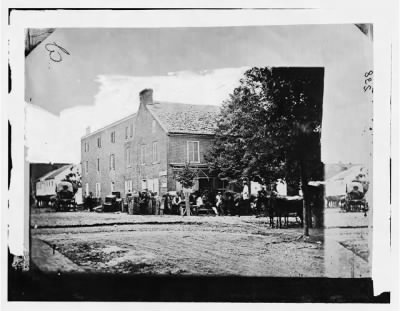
206, 67, 324, 189
175, 162, 199, 189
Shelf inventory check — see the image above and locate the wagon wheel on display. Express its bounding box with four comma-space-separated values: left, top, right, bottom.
361, 201, 368, 213
344, 202, 350, 212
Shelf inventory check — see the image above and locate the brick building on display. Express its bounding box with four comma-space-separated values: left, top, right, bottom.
81, 89, 221, 201
81, 113, 136, 199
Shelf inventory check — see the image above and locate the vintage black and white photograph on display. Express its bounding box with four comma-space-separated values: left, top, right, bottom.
5, 7, 395, 302
24, 24, 373, 276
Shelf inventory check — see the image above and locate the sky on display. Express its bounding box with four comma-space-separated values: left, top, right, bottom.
25, 25, 373, 165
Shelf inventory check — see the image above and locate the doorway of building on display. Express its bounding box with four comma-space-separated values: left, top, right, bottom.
198, 178, 213, 193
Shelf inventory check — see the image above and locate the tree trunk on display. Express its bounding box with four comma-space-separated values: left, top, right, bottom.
301, 185, 309, 236
300, 160, 310, 236
311, 188, 325, 228
185, 192, 191, 216
307, 203, 312, 229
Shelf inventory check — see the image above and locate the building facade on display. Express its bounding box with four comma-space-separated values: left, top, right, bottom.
81, 89, 221, 201
81, 113, 136, 199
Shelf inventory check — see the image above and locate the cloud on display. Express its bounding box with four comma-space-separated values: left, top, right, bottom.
24, 25, 374, 166
25, 63, 373, 166
94, 67, 249, 108
25, 67, 249, 163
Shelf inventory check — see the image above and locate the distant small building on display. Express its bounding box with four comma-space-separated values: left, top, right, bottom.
81, 89, 223, 201
30, 162, 70, 205
325, 164, 368, 196
35, 164, 81, 205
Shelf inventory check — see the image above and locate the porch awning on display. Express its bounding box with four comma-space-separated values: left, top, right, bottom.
169, 163, 213, 179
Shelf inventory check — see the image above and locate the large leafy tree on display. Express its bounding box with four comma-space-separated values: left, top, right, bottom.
206, 67, 325, 230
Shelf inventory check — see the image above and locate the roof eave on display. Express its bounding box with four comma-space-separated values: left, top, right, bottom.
81, 113, 137, 140
167, 132, 216, 136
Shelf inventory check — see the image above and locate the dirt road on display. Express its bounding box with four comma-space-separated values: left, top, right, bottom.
31, 209, 370, 277
33, 222, 324, 276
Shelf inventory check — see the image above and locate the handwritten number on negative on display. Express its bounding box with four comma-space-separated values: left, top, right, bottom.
363, 85, 372, 92
363, 70, 373, 93
45, 42, 70, 62
364, 71, 373, 77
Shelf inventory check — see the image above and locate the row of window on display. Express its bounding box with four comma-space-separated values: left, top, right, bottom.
84, 141, 200, 174
85, 182, 119, 198
139, 141, 198, 164
85, 178, 159, 198
84, 120, 199, 156
84, 120, 160, 153
84, 124, 135, 153
85, 154, 116, 174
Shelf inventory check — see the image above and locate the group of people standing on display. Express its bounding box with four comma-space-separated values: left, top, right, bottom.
156, 180, 261, 216
84, 179, 278, 216
133, 188, 252, 216
162, 190, 214, 215
253, 185, 278, 217
131, 191, 163, 215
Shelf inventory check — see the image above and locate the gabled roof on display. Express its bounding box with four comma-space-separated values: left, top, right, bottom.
326, 165, 364, 182
39, 164, 73, 181
146, 101, 220, 135
81, 113, 136, 139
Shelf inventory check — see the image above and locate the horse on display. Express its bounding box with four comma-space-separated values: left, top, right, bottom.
271, 197, 304, 228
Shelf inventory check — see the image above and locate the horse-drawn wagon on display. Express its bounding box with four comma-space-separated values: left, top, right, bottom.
54, 180, 77, 211
342, 181, 369, 212
254, 193, 303, 228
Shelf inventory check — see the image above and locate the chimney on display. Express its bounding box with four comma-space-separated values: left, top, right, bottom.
85, 126, 91, 135
139, 88, 153, 105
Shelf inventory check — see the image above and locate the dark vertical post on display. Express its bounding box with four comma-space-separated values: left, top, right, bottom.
300, 162, 309, 236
